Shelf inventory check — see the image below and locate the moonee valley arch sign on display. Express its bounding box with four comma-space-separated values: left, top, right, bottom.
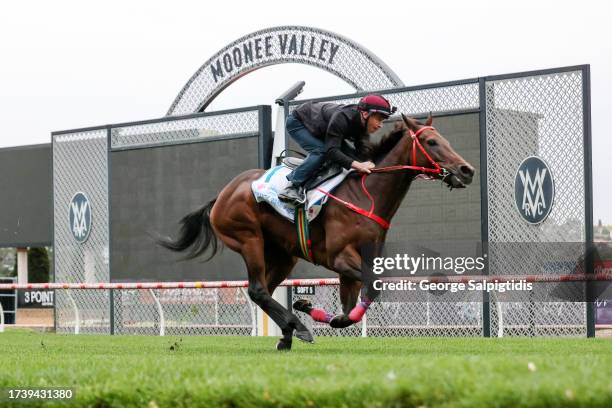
167, 26, 403, 116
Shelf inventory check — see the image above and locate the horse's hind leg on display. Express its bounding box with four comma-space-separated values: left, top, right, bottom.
210, 172, 305, 350
241, 237, 303, 351
264, 244, 314, 345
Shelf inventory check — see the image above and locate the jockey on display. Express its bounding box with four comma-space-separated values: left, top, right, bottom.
279, 94, 397, 204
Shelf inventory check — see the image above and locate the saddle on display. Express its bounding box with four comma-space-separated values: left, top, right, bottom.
251, 161, 350, 223
255, 153, 351, 263
280, 155, 343, 191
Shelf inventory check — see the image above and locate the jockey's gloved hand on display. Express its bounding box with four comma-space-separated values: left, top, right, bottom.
351, 160, 375, 174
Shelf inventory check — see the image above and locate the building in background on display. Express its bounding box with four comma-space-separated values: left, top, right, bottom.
595, 219, 611, 242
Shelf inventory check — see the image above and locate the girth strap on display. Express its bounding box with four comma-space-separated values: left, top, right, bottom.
294, 204, 315, 262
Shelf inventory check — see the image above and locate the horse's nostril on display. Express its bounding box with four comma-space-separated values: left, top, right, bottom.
460, 165, 474, 178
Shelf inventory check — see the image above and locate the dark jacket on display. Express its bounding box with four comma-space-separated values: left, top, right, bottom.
293, 101, 370, 169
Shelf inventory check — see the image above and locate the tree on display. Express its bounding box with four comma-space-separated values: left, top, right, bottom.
28, 247, 50, 283
0, 248, 16, 277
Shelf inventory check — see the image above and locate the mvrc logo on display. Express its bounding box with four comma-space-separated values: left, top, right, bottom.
514, 156, 555, 224
69, 192, 92, 243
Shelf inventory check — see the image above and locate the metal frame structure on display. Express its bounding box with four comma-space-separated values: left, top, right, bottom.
484, 65, 592, 337
284, 64, 593, 338
51, 106, 273, 335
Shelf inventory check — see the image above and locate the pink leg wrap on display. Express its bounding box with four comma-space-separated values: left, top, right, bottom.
310, 308, 333, 323
348, 299, 372, 323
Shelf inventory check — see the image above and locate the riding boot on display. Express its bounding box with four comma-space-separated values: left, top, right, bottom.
278, 184, 306, 205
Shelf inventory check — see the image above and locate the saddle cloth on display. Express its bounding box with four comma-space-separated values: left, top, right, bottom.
251, 164, 350, 222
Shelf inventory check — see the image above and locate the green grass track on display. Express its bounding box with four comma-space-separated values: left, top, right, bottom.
0, 330, 611, 407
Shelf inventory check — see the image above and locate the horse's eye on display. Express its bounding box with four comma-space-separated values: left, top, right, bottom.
427, 139, 438, 147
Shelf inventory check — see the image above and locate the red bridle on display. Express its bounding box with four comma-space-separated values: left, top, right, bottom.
371, 126, 446, 176
316, 126, 449, 230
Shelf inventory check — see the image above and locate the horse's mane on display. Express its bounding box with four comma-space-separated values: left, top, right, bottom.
369, 118, 424, 164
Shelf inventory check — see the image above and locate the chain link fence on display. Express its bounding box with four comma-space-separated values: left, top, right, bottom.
53, 128, 111, 334
485, 69, 588, 336
113, 288, 255, 336
111, 110, 260, 150
53, 107, 269, 336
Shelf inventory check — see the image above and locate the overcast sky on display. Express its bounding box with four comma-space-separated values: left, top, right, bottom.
0, 0, 610, 222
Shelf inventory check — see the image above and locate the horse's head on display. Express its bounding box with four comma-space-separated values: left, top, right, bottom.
401, 114, 475, 188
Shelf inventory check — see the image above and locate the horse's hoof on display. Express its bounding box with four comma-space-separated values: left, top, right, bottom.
293, 299, 313, 314
276, 339, 292, 351
295, 329, 314, 343
329, 314, 353, 329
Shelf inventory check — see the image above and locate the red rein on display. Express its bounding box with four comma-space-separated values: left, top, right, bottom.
317, 126, 443, 230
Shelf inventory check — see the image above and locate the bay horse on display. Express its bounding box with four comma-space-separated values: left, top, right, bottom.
157, 114, 475, 350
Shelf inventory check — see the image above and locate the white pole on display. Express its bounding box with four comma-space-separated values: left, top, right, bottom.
149, 289, 165, 336
17, 248, 28, 285
269, 287, 287, 337
0, 300, 4, 333
361, 313, 367, 337
271, 80, 304, 167
494, 292, 504, 338
214, 288, 219, 326
271, 106, 287, 166
66, 290, 80, 335
240, 287, 257, 336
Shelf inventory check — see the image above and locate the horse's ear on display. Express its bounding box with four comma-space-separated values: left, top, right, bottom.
393, 120, 406, 132
401, 113, 419, 131
425, 112, 433, 126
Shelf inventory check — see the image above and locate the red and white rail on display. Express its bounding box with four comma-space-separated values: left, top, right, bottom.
1, 273, 611, 291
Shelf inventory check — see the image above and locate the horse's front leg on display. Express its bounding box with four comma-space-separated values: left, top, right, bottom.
328, 247, 380, 328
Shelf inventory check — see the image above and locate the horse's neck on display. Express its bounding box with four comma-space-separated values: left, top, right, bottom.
364, 132, 415, 220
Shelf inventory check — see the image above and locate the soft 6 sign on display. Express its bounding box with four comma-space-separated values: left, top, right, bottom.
514, 156, 555, 224
69, 192, 92, 243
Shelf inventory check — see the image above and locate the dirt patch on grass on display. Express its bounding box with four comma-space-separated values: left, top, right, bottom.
16, 308, 53, 326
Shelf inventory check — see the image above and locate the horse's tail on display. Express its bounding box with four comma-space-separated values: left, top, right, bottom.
156, 198, 220, 261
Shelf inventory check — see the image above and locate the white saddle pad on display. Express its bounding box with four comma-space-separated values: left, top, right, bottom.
251, 165, 351, 222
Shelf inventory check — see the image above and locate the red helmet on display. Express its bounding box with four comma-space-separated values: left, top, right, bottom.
357, 94, 397, 118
